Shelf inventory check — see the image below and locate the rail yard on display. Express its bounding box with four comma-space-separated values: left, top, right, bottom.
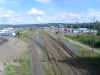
0, 29, 100, 75
31, 30, 100, 75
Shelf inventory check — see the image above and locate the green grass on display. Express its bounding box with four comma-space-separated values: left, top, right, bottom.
40, 45, 55, 75
5, 43, 31, 75
17, 33, 24, 40
5, 59, 30, 75
65, 34, 100, 49
17, 28, 36, 40
65, 38, 100, 57
23, 31, 34, 39
5, 29, 37, 75
43, 62, 55, 75
40, 52, 54, 75
96, 48, 100, 50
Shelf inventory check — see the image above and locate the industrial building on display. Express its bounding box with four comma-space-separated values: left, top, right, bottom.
0, 28, 18, 36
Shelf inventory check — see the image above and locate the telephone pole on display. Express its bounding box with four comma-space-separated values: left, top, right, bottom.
91, 17, 96, 56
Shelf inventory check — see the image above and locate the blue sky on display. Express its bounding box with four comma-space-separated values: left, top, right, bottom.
0, 0, 100, 24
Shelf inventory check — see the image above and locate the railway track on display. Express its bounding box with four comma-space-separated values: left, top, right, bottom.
46, 33, 83, 75
41, 34, 64, 75
36, 31, 84, 75
33, 31, 100, 75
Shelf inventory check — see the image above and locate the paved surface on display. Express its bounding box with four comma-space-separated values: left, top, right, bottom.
0, 37, 27, 75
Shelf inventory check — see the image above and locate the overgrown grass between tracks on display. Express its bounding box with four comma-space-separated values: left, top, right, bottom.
40, 51, 55, 75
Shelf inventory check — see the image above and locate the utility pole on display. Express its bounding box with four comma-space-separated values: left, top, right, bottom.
91, 17, 96, 56
58, 24, 60, 33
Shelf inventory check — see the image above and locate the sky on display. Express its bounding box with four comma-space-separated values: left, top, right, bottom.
0, 0, 100, 24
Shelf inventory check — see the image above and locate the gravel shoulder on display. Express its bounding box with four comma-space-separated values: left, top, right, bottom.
0, 37, 27, 75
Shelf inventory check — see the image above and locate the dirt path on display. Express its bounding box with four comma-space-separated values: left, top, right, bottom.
0, 37, 27, 75
24, 36, 45, 75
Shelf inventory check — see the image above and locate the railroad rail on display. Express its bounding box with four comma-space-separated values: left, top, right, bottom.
34, 31, 84, 75
43, 32, 82, 75
48, 34, 78, 57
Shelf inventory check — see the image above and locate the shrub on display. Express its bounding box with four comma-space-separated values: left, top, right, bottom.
66, 34, 100, 48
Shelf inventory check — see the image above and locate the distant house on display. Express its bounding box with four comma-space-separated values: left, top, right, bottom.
64, 28, 97, 34
73, 28, 89, 33
64, 28, 73, 33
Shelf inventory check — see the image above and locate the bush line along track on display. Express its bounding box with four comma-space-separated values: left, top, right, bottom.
38, 31, 83, 75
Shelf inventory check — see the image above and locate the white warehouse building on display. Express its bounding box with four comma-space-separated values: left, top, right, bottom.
0, 28, 18, 36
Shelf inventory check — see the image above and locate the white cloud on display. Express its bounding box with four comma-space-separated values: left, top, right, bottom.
0, 8, 37, 24
1, 8, 100, 24
7, 10, 15, 14
28, 8, 45, 15
36, 16, 43, 21
0, 8, 18, 24
0, 9, 15, 17
35, 0, 50, 3
33, 9, 100, 23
